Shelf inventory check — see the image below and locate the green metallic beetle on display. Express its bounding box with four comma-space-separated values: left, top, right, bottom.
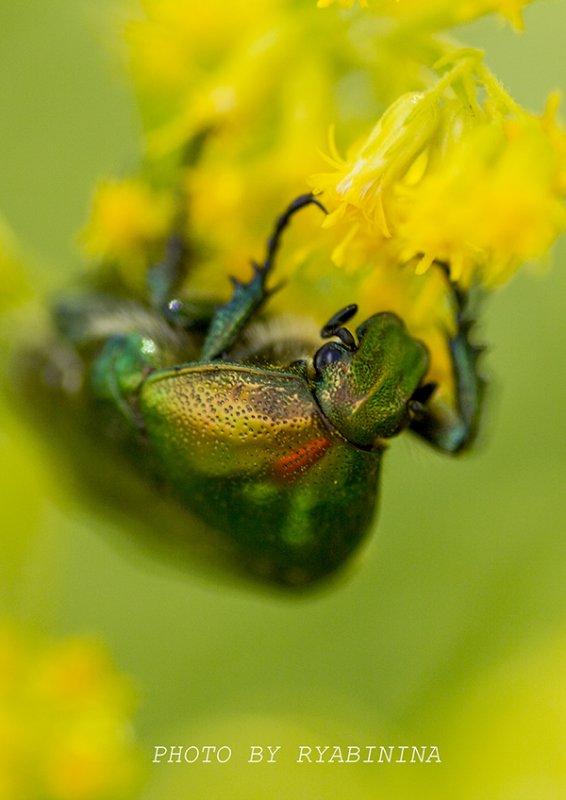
43, 195, 484, 586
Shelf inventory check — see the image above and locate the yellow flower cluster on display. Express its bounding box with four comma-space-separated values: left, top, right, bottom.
0, 624, 141, 800
81, 178, 175, 290
80, 3, 565, 402
312, 54, 566, 288
317, 0, 534, 30
117, 0, 447, 294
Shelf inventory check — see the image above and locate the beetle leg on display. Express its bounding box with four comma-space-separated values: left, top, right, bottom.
90, 333, 166, 425
200, 194, 326, 362
146, 128, 213, 311
409, 281, 486, 453
57, 302, 188, 423
147, 232, 189, 310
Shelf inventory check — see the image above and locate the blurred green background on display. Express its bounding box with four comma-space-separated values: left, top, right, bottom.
1, 1, 566, 797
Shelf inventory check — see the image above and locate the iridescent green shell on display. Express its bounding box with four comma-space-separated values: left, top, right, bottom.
141, 363, 382, 584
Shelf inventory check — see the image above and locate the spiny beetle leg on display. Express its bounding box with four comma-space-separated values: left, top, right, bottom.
410, 277, 486, 454
201, 194, 327, 362
264, 194, 327, 277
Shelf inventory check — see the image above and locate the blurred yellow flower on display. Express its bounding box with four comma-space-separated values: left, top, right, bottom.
128, 0, 283, 114
0, 623, 142, 800
400, 112, 566, 287
317, 0, 534, 30
122, 0, 447, 294
311, 53, 566, 288
81, 178, 174, 288
318, 0, 368, 8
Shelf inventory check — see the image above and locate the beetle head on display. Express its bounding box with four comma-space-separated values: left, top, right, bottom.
313, 306, 429, 448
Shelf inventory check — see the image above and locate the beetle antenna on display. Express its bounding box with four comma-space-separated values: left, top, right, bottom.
320, 304, 358, 338
335, 327, 357, 351
319, 305, 359, 352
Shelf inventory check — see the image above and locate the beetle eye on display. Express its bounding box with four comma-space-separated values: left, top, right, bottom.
313, 342, 345, 372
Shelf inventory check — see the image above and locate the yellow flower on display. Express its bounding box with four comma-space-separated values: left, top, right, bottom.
400, 113, 566, 287
81, 178, 174, 290
0, 623, 142, 800
127, 0, 284, 128
318, 0, 368, 8
311, 53, 566, 289
114, 11, 562, 407
123, 0, 448, 294
317, 0, 534, 30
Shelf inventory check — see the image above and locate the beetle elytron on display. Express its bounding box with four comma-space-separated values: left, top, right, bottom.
39, 195, 484, 586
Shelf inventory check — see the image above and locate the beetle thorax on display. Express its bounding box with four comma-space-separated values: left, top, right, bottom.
313, 313, 429, 448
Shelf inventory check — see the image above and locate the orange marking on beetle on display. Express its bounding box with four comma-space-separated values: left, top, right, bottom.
271, 436, 330, 480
